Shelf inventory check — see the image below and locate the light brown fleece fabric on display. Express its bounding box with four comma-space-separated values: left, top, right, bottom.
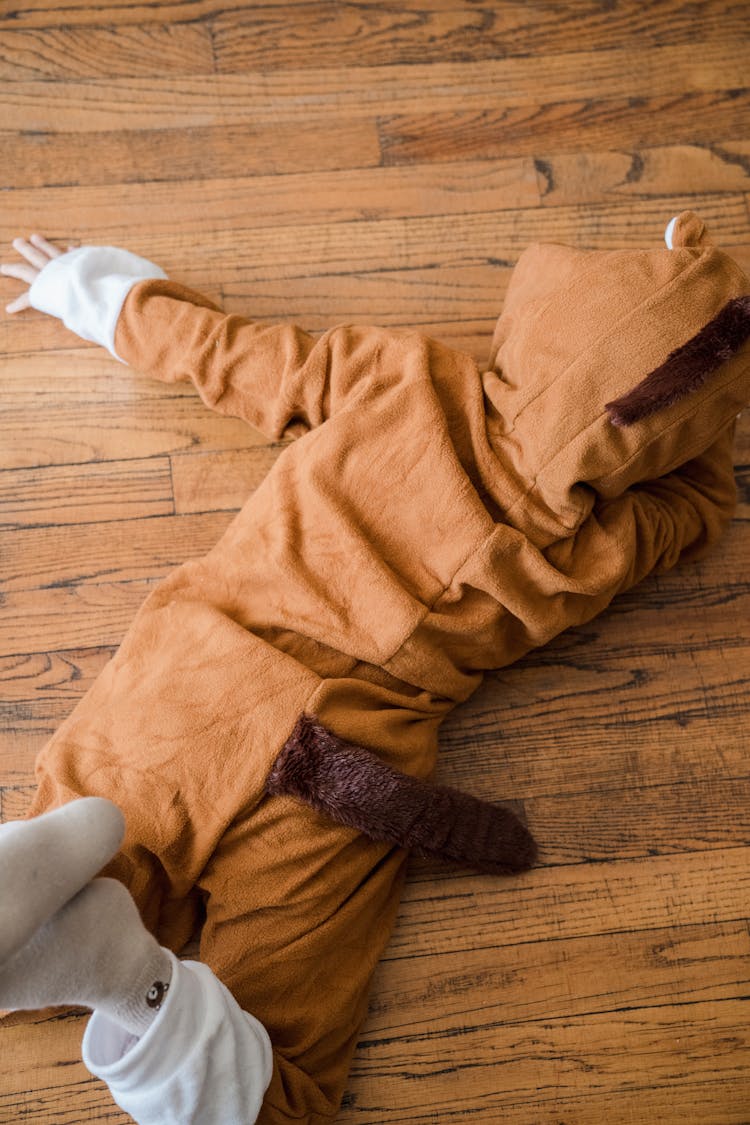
28, 212, 750, 1122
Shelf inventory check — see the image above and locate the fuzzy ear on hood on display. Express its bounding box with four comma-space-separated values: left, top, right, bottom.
483, 212, 750, 537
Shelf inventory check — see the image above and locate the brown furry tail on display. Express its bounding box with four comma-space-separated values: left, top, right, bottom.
606, 295, 750, 426
266, 715, 537, 876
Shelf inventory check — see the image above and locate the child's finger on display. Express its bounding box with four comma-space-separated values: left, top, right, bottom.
12, 237, 48, 270
29, 233, 63, 259
5, 292, 31, 314
0, 262, 37, 284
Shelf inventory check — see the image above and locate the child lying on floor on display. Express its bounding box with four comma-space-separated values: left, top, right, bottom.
1, 213, 748, 1124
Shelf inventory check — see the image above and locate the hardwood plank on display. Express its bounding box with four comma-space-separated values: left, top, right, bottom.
0, 648, 114, 704
536, 142, 750, 206
0, 119, 382, 190
0, 457, 173, 528
0, 786, 36, 820
389, 847, 750, 956
380, 90, 750, 167
4, 649, 746, 860
343, 997, 750, 1119
212, 2, 750, 70
488, 1082, 750, 1125
5, 215, 748, 376
0, 159, 540, 238
3, 44, 749, 132
4, 689, 749, 827
171, 445, 287, 514
0, 318, 453, 387
0, 273, 503, 365
0, 648, 114, 783
0, 580, 155, 659
0, 347, 200, 395
0, 1011, 130, 1125
0, 0, 322, 27
3, 919, 742, 1125
525, 778, 750, 862
369, 920, 750, 1028
0, 730, 55, 785
6, 0, 747, 46
9, 534, 744, 709
0, 300, 219, 355
0, 511, 234, 591
0, 24, 214, 80
0, 394, 265, 470
342, 1074, 750, 1124
0, 314, 98, 357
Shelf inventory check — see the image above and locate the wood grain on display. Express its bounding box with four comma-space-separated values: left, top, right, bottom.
0, 580, 155, 659
2, 2, 750, 1122
0, 24, 214, 80
0, 458, 173, 529
0, 392, 264, 470
379, 90, 750, 167
213, 1, 750, 69
0, 511, 234, 591
342, 999, 750, 1121
3, 45, 749, 132
2, 0, 748, 49
0, 159, 540, 234
0, 120, 383, 190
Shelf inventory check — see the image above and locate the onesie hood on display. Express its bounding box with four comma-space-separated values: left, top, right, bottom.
482, 212, 750, 537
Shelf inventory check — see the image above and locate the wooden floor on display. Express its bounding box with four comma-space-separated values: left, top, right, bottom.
1, 1, 750, 1121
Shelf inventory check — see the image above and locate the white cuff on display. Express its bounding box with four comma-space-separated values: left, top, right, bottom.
28, 246, 167, 362
82, 953, 273, 1125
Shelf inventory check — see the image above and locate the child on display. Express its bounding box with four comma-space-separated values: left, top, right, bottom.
1, 213, 748, 1124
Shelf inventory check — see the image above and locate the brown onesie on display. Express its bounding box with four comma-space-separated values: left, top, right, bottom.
26, 211, 750, 1122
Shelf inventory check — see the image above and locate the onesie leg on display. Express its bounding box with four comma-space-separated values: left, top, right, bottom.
198, 679, 455, 1124
199, 795, 404, 1124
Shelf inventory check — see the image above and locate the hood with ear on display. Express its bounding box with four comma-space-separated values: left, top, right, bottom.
482, 212, 750, 541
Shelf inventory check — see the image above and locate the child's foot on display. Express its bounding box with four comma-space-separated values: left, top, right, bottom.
0, 797, 125, 964
0, 876, 172, 1037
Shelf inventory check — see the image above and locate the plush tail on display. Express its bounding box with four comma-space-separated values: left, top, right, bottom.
606, 295, 750, 426
266, 715, 537, 876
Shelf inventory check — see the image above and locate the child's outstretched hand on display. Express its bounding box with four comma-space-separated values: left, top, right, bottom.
1, 234, 69, 314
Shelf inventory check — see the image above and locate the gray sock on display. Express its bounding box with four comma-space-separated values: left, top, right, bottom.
0, 797, 125, 964
0, 877, 172, 1037
0, 799, 171, 1037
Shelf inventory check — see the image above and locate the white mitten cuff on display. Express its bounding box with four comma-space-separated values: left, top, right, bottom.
83, 952, 273, 1125
28, 246, 167, 362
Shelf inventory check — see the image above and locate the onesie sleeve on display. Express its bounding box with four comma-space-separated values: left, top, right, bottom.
601, 420, 739, 593
28, 246, 400, 441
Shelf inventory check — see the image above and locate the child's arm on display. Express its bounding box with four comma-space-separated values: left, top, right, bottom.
604, 420, 739, 591
1, 235, 405, 442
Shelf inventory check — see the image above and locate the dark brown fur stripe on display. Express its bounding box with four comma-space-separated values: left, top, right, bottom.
606, 296, 750, 426
266, 715, 537, 875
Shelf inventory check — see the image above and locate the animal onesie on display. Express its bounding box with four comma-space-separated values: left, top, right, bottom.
16, 210, 750, 1123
